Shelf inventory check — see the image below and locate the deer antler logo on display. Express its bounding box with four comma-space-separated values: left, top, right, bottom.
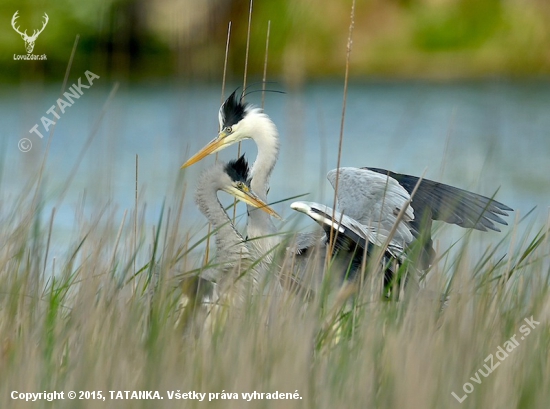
11, 11, 49, 54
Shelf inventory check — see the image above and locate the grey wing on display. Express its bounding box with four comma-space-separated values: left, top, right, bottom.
290, 201, 405, 259
290, 201, 407, 292
365, 168, 512, 232
326, 167, 415, 246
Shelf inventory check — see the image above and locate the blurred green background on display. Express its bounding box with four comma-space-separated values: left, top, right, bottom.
2, 0, 549, 83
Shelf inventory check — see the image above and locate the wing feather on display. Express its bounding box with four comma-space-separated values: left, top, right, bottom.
290, 201, 406, 259
365, 168, 512, 232
326, 168, 415, 245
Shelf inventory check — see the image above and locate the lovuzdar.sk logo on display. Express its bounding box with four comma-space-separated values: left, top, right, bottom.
11, 10, 48, 61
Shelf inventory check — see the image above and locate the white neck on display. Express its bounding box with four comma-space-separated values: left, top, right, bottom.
241, 108, 280, 250
243, 108, 280, 201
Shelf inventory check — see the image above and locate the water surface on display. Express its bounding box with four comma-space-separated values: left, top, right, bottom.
2, 80, 549, 262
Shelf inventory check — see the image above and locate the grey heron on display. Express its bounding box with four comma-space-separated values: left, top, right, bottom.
182, 90, 512, 288
193, 155, 279, 298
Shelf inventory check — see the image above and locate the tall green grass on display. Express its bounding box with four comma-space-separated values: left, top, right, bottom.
0, 166, 549, 409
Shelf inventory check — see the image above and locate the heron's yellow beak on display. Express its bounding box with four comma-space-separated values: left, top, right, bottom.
225, 186, 281, 219
181, 131, 231, 168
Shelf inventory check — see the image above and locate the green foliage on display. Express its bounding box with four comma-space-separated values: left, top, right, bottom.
413, 0, 504, 50
2, 0, 549, 81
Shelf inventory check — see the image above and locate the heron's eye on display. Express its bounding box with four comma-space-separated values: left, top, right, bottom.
225, 126, 233, 134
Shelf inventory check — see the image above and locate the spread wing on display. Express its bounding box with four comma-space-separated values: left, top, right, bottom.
290, 201, 408, 291
326, 167, 415, 245
290, 201, 406, 260
365, 168, 512, 232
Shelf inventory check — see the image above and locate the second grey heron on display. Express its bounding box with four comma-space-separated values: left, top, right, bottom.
193, 155, 279, 297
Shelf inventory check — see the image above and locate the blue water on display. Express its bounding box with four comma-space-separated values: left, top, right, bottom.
2, 80, 549, 263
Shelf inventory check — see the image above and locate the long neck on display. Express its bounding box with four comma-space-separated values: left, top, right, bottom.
195, 175, 249, 270
243, 111, 280, 245
248, 110, 280, 201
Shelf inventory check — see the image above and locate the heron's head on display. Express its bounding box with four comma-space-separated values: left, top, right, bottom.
181, 90, 276, 168
221, 155, 280, 219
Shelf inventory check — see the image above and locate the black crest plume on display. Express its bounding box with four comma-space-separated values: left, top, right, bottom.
225, 155, 250, 184
221, 90, 247, 128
